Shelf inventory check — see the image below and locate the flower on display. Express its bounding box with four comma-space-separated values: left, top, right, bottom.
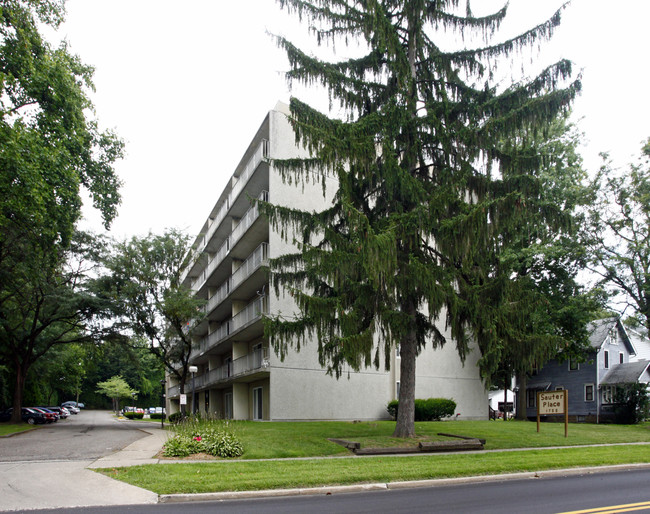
193, 436, 202, 441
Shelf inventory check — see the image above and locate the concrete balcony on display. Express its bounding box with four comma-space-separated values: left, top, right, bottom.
232, 296, 267, 333
198, 347, 270, 390
230, 190, 269, 249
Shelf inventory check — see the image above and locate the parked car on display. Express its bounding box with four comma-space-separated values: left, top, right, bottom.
43, 406, 68, 419
32, 407, 58, 423
61, 401, 84, 409
0, 408, 48, 424
63, 404, 80, 414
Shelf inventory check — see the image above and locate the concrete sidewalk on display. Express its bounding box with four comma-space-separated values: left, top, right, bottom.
0, 426, 167, 512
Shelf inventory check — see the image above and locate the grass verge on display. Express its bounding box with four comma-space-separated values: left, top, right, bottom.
0, 423, 35, 437
226, 420, 650, 458
98, 444, 650, 494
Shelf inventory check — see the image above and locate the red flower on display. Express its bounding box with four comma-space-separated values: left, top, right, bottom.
194, 436, 202, 441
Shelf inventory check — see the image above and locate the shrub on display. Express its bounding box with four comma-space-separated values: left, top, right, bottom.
387, 398, 456, 421
150, 413, 164, 420
162, 417, 244, 458
123, 412, 144, 420
613, 383, 650, 424
168, 412, 185, 424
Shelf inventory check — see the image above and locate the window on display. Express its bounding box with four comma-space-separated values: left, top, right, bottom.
253, 343, 263, 368
396, 381, 400, 398
584, 384, 594, 402
253, 387, 263, 420
568, 359, 579, 371
224, 392, 233, 419
619, 352, 624, 364
602, 385, 615, 404
555, 386, 564, 391
225, 356, 233, 377
604, 350, 609, 369
531, 362, 539, 376
527, 389, 537, 408
609, 328, 618, 345
396, 345, 400, 358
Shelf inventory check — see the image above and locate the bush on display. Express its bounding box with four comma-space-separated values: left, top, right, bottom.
168, 412, 185, 424
150, 413, 164, 420
162, 418, 244, 458
613, 383, 650, 424
387, 398, 456, 421
123, 412, 144, 420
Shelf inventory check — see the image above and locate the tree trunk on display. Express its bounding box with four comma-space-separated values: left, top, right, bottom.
10, 364, 26, 424
393, 300, 418, 438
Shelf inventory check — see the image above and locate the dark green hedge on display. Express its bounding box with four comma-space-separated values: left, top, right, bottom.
387, 398, 457, 421
123, 412, 144, 419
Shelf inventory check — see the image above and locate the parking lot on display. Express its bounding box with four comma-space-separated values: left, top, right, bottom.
0, 410, 148, 462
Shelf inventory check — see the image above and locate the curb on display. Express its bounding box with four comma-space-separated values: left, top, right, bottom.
158, 462, 650, 503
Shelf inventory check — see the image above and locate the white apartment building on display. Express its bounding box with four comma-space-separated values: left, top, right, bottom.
165, 102, 488, 421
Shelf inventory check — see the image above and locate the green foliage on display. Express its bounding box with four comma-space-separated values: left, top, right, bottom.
613, 383, 650, 424
0, 0, 123, 420
264, 0, 581, 437
150, 413, 164, 420
162, 418, 244, 458
168, 412, 185, 424
96, 375, 137, 412
98, 230, 206, 405
387, 398, 456, 421
584, 139, 650, 331
123, 412, 144, 420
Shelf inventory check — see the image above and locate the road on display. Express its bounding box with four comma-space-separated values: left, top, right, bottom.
27, 467, 650, 514
0, 410, 147, 462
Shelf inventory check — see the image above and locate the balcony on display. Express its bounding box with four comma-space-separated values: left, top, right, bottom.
231, 140, 269, 205
230, 190, 269, 248
197, 347, 270, 389
232, 296, 268, 333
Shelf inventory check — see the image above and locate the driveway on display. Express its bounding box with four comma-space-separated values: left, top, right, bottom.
0, 410, 162, 511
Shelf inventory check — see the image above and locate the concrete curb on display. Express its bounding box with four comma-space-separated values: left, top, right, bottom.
158, 462, 650, 503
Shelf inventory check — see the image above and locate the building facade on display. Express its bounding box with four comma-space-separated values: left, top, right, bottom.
165, 103, 488, 421
524, 317, 650, 422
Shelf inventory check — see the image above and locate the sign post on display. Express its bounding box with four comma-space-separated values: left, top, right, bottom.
537, 390, 568, 437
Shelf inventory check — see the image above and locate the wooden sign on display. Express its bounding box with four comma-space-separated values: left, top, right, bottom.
537, 390, 568, 437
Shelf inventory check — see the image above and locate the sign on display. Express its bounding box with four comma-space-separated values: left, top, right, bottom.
538, 391, 566, 415
180, 394, 187, 405
537, 389, 568, 437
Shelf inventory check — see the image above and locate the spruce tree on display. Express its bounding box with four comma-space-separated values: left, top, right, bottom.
262, 0, 581, 436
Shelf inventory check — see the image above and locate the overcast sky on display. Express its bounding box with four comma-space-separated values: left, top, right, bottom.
51, 0, 650, 240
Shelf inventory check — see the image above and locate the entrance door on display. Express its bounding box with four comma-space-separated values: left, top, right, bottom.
253, 387, 263, 420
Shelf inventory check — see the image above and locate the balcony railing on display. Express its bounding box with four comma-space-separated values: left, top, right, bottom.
230, 190, 269, 248
198, 347, 269, 388
231, 296, 268, 333
231, 140, 269, 204
232, 242, 268, 291
205, 279, 230, 314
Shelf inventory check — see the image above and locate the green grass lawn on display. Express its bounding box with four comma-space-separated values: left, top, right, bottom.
0, 423, 35, 437
96, 420, 650, 494
101, 445, 650, 495
230, 419, 650, 459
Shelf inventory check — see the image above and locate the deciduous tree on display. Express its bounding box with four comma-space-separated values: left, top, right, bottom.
584, 140, 650, 331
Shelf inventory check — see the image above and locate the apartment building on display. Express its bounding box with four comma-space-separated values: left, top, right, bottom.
165, 102, 488, 421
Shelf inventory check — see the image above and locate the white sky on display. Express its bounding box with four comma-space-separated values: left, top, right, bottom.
51, 0, 650, 240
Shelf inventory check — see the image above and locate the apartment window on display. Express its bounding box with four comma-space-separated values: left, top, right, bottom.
396, 381, 400, 398
602, 385, 615, 404
224, 392, 233, 419
527, 389, 536, 408
568, 359, 579, 371
584, 384, 594, 402
253, 387, 263, 420
619, 352, 624, 364
604, 350, 609, 369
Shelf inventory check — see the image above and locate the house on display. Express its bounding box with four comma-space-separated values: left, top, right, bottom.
524, 317, 650, 422
163, 102, 488, 421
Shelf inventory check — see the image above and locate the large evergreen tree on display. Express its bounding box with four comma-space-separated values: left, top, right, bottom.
262, 0, 581, 436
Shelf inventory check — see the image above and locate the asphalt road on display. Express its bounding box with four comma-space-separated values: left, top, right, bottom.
0, 409, 147, 462
28, 467, 650, 514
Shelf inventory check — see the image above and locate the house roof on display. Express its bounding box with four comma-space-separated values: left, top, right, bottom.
600, 360, 650, 385
587, 317, 636, 354
628, 328, 650, 361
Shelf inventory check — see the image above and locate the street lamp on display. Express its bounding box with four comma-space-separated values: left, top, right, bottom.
189, 366, 198, 416
160, 379, 166, 429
